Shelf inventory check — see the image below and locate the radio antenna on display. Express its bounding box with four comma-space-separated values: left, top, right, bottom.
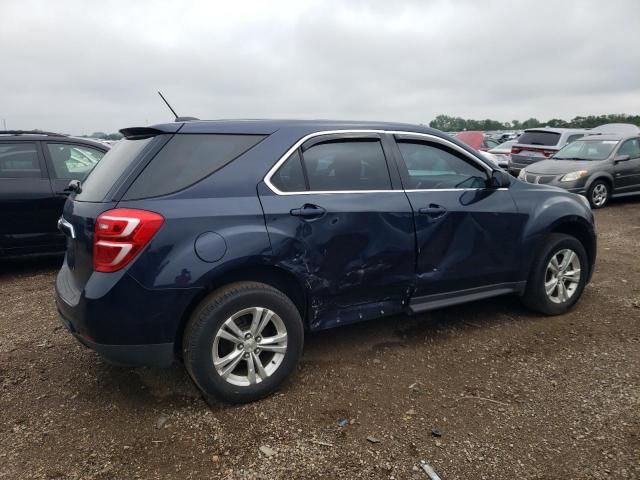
157, 91, 178, 119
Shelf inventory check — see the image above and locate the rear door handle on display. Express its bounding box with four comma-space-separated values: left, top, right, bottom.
418, 204, 447, 219
290, 204, 326, 219
57, 217, 76, 239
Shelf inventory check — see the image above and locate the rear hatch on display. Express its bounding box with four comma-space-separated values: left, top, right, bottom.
511, 130, 561, 166
58, 129, 174, 299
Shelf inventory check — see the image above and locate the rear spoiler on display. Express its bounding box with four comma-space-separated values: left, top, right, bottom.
119, 127, 166, 140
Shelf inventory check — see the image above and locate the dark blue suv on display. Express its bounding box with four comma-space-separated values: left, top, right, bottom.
55, 120, 596, 403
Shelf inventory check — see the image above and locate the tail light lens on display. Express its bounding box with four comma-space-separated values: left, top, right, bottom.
511, 147, 521, 154
94, 208, 164, 272
542, 150, 555, 157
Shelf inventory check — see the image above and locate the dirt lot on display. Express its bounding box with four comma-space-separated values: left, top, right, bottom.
1, 200, 639, 480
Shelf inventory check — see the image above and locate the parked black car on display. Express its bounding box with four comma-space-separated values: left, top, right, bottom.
0, 131, 109, 257
518, 125, 640, 208
55, 119, 596, 403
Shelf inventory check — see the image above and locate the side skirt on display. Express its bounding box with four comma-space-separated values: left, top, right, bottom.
408, 282, 526, 314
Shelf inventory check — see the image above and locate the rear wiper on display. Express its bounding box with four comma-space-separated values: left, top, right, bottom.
64, 179, 82, 194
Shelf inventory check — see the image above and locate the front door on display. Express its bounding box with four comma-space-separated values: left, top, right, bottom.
390, 134, 527, 297
258, 133, 416, 328
614, 137, 640, 193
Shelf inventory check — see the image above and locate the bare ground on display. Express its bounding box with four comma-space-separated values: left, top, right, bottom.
0, 199, 639, 480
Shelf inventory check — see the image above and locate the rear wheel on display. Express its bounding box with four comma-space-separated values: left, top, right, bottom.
587, 180, 610, 209
183, 282, 304, 404
521, 233, 588, 315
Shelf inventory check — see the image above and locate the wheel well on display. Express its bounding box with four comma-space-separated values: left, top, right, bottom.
589, 176, 612, 191
551, 221, 596, 269
173, 266, 308, 356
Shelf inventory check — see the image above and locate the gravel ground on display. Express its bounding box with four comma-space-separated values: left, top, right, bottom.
1, 199, 639, 480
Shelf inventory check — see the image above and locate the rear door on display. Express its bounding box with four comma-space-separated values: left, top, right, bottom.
259, 133, 416, 326
614, 137, 640, 192
0, 141, 57, 254
391, 134, 526, 298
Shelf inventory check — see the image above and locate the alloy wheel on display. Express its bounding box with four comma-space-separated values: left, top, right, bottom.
212, 307, 288, 387
544, 249, 582, 304
591, 183, 608, 207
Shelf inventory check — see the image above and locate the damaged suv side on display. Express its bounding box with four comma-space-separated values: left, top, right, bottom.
55, 120, 596, 403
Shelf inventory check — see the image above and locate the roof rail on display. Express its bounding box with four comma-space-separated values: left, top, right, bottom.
0, 130, 68, 137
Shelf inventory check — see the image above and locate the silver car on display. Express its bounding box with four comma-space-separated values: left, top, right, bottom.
508, 128, 589, 176
517, 126, 640, 208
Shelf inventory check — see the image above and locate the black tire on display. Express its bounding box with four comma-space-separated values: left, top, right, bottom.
587, 179, 610, 209
183, 281, 304, 404
521, 233, 589, 315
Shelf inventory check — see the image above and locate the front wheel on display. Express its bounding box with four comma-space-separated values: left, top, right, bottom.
183, 282, 304, 404
521, 233, 588, 315
587, 180, 610, 209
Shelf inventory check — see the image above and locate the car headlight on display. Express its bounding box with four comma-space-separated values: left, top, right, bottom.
560, 170, 588, 182
517, 169, 526, 179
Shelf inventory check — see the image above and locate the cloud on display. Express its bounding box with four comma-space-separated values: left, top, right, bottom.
0, 0, 638, 134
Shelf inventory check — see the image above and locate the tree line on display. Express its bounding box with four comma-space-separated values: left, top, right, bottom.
428, 113, 640, 132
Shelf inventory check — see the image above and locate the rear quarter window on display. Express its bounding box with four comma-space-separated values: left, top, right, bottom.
123, 134, 265, 200
517, 131, 561, 146
77, 137, 154, 202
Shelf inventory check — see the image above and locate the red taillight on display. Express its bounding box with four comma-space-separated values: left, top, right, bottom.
542, 150, 555, 157
511, 147, 521, 154
93, 208, 164, 273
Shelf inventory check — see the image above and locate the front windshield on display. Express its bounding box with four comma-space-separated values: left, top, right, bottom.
553, 139, 619, 161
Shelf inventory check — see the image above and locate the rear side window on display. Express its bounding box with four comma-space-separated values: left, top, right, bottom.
566, 134, 584, 144
0, 143, 41, 178
46, 143, 106, 180
301, 140, 391, 191
270, 151, 306, 192
517, 131, 561, 146
124, 134, 265, 199
78, 137, 153, 201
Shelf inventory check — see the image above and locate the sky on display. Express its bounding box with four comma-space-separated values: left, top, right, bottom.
0, 0, 638, 135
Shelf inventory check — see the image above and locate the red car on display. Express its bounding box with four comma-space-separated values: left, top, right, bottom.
455, 131, 500, 151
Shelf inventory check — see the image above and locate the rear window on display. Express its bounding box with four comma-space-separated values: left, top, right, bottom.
517, 131, 561, 146
78, 137, 153, 201
123, 134, 265, 200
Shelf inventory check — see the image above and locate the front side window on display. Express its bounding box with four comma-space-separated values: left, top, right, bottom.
617, 138, 640, 158
554, 140, 619, 161
47, 143, 106, 180
397, 141, 488, 189
301, 140, 391, 191
0, 143, 41, 178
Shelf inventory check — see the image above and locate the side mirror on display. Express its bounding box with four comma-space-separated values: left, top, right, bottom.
489, 169, 511, 188
614, 154, 630, 163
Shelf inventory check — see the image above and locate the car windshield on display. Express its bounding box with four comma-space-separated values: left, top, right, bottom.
553, 139, 619, 161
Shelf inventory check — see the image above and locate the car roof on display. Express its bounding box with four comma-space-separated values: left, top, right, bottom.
589, 123, 640, 135
580, 133, 632, 141
0, 131, 109, 150
145, 118, 439, 136
523, 127, 589, 134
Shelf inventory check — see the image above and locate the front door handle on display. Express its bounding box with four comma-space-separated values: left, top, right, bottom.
290, 204, 326, 219
418, 204, 447, 219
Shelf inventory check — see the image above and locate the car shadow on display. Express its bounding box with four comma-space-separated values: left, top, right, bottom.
0, 253, 63, 277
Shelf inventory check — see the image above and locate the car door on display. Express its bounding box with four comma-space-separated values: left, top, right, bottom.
0, 141, 56, 254
258, 133, 416, 328
43, 141, 107, 234
390, 133, 527, 301
614, 137, 640, 192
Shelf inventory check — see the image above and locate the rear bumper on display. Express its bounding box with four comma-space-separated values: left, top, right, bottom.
59, 309, 174, 367
55, 264, 201, 367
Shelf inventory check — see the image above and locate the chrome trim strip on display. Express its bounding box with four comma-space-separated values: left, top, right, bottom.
263, 129, 494, 196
